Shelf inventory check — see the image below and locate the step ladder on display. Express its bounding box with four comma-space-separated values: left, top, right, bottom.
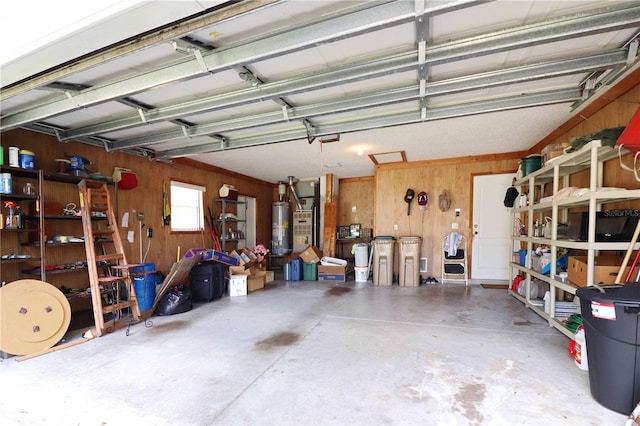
78, 179, 141, 336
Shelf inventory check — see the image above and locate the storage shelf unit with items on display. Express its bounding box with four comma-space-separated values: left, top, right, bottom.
36, 174, 117, 314
509, 140, 640, 338
0, 166, 45, 283
1, 166, 117, 317
214, 198, 246, 252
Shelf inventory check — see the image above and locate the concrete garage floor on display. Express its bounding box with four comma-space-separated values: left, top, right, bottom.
0, 280, 628, 425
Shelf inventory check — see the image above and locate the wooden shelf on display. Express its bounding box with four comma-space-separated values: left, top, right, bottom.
510, 140, 640, 337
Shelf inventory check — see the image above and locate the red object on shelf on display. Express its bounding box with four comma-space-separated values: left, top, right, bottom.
617, 107, 640, 152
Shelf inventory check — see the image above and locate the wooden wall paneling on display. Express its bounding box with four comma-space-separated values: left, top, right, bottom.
374, 157, 520, 278
337, 177, 374, 230
2, 129, 276, 276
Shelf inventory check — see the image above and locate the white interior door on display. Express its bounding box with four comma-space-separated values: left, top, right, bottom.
471, 173, 514, 281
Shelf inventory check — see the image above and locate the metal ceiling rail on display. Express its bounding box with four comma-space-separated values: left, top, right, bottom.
156, 88, 582, 158
50, 3, 640, 142
61, 53, 418, 140
0, 0, 473, 131
2, 2, 637, 134
105, 49, 630, 151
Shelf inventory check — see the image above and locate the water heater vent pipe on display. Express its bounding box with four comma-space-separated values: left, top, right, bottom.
288, 176, 302, 210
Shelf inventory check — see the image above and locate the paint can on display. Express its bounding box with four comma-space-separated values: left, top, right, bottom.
18, 150, 35, 169
8, 147, 19, 167
355, 266, 368, 282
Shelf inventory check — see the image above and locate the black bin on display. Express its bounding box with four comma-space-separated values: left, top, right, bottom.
576, 282, 640, 414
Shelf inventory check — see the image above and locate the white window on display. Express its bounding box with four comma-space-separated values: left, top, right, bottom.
170, 180, 206, 232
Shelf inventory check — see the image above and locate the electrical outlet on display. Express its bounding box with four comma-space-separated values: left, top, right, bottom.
452, 222, 459, 229
147, 227, 153, 238
393, 224, 398, 231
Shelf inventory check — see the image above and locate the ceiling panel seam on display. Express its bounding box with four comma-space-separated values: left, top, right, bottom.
156, 88, 581, 158
4, 2, 635, 132
100, 49, 632, 150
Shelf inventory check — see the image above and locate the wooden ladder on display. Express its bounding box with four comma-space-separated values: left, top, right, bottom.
78, 179, 141, 336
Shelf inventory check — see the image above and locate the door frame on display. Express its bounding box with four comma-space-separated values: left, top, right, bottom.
468, 169, 517, 282
237, 195, 256, 249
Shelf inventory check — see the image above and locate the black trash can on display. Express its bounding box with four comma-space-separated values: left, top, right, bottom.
576, 282, 640, 415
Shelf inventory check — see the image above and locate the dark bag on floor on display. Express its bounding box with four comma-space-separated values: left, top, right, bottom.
155, 284, 192, 316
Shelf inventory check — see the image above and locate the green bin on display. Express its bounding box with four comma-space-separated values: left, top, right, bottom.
303, 262, 317, 281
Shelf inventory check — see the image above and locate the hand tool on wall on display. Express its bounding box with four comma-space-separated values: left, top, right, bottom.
404, 188, 415, 216
162, 181, 171, 226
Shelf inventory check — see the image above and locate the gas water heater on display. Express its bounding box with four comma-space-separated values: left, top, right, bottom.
272, 201, 290, 255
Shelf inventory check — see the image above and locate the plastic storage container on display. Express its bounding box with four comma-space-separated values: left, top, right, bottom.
576, 282, 640, 414
303, 261, 317, 281
521, 155, 542, 176
290, 257, 303, 281
373, 237, 395, 286
353, 243, 369, 267
18, 150, 35, 169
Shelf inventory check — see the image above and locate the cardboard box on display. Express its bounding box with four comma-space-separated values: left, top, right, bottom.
248, 270, 266, 292
264, 271, 274, 283
300, 245, 323, 263
318, 265, 346, 282
568, 256, 629, 287
184, 248, 239, 266
229, 275, 247, 296
230, 266, 250, 276
229, 249, 257, 269
211, 250, 239, 266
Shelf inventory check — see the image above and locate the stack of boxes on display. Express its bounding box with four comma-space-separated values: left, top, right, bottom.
228, 247, 273, 296
284, 245, 347, 282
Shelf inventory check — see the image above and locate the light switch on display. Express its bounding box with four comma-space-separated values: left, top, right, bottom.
452, 223, 459, 229
394, 224, 398, 230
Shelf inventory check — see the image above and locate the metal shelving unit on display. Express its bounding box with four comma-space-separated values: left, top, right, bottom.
0, 167, 45, 283
214, 198, 246, 252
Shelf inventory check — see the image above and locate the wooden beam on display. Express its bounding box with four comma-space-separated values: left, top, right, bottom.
16, 336, 93, 362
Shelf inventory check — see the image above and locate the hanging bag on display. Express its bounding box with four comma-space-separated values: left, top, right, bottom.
112, 167, 138, 190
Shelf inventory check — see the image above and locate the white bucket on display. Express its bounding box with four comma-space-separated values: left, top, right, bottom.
354, 266, 368, 282
574, 326, 588, 371
353, 243, 369, 267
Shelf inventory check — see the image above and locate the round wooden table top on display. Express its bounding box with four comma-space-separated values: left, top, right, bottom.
0, 279, 71, 356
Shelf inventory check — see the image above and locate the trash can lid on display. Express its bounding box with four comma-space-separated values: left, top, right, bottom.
576, 282, 640, 305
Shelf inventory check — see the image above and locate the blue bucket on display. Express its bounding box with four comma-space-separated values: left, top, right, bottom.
132, 262, 156, 312
519, 250, 527, 266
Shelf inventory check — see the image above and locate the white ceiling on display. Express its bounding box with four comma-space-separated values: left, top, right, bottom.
1, 0, 639, 183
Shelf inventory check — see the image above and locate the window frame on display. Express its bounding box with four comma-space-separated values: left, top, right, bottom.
169, 179, 207, 233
